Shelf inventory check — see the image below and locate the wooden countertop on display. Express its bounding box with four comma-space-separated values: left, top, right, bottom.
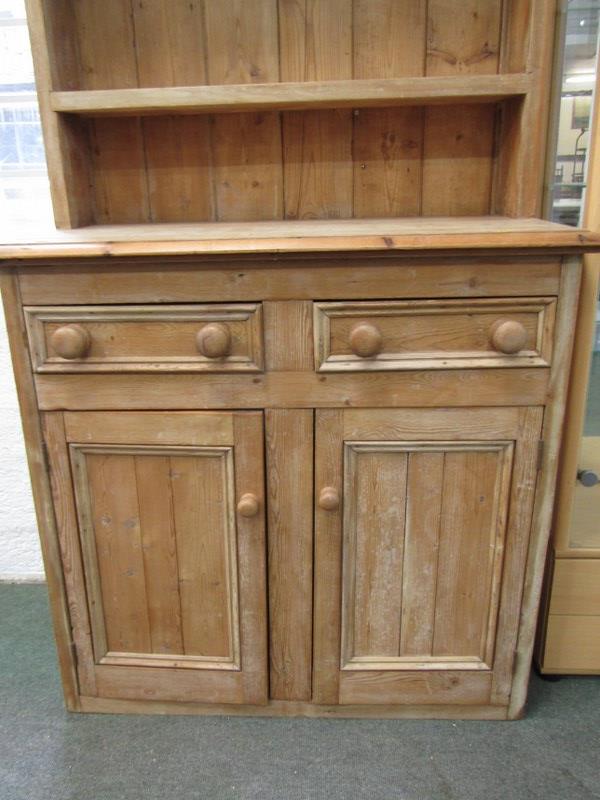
1, 217, 598, 262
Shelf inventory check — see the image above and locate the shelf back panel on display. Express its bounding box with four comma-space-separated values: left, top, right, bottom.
83, 104, 497, 225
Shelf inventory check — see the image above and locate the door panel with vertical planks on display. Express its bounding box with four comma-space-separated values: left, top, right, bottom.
313, 407, 542, 705
43, 410, 268, 704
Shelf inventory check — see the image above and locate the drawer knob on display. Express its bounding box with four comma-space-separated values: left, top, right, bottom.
50, 324, 91, 360
349, 322, 383, 358
237, 493, 260, 518
318, 486, 340, 511
196, 323, 231, 358
490, 320, 527, 355
577, 469, 599, 487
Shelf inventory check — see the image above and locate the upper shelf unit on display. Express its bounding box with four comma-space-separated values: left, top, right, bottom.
25, 0, 557, 231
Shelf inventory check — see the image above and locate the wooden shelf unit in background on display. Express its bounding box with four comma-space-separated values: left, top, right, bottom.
26, 0, 555, 229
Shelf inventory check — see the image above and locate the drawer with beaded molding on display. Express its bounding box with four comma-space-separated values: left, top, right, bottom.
23, 304, 264, 373
313, 297, 557, 372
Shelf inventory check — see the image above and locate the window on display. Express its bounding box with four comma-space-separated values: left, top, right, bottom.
0, 0, 52, 234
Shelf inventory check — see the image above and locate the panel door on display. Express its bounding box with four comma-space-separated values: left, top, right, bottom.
314, 407, 543, 707
44, 411, 267, 705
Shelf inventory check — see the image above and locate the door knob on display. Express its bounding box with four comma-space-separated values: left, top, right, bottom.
490, 320, 527, 354
318, 486, 340, 511
196, 323, 231, 358
349, 322, 383, 358
237, 493, 260, 517
50, 324, 91, 359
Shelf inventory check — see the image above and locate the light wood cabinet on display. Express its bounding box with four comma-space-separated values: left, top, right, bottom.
3, 0, 600, 718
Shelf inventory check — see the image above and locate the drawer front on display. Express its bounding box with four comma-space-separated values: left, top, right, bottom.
544, 615, 600, 673
549, 560, 600, 616
25, 304, 264, 373
314, 298, 556, 372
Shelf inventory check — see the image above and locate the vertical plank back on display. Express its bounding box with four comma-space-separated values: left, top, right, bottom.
280, 0, 354, 219
206, 0, 283, 221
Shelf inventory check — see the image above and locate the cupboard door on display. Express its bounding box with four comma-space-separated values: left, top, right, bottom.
314, 407, 542, 707
44, 411, 267, 705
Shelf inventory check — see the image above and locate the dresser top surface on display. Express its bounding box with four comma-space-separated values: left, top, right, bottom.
1, 217, 598, 263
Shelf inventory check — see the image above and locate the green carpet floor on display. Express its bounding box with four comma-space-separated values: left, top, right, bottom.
1, 583, 599, 800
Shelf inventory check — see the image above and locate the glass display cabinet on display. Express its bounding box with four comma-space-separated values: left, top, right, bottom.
536, 0, 600, 674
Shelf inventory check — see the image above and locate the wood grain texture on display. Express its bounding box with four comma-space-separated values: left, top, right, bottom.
41, 412, 97, 695
353, 0, 426, 217
314, 407, 542, 706
25, 303, 264, 374
315, 297, 555, 372
64, 411, 234, 446
280, 0, 353, 219
83, 452, 152, 654
422, 0, 502, 217
48, 410, 267, 703
263, 301, 313, 370
266, 409, 314, 701
15, 257, 562, 304
134, 456, 184, 655
400, 452, 444, 656
51, 74, 531, 115
133, 0, 214, 221
170, 450, 236, 658
78, 695, 508, 719
313, 409, 344, 703
4, 219, 594, 259
71, 0, 150, 224
490, 406, 541, 703
343, 448, 407, 661
432, 450, 506, 659
232, 413, 269, 704
34, 368, 549, 413
339, 670, 492, 706
422, 104, 496, 216
495, 0, 557, 216
509, 258, 583, 718
206, 0, 282, 221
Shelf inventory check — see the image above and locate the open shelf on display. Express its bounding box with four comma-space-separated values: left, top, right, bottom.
26, 0, 555, 228
3, 217, 599, 260
50, 74, 532, 116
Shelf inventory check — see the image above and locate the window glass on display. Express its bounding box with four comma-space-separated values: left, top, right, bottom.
551, 1, 600, 226
0, 0, 53, 235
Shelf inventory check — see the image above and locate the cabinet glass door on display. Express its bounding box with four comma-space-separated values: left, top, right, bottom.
567, 288, 600, 551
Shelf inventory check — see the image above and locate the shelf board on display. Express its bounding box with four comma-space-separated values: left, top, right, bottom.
50, 74, 533, 116
2, 217, 599, 261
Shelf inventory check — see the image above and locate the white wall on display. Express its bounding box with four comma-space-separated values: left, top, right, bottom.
0, 305, 44, 581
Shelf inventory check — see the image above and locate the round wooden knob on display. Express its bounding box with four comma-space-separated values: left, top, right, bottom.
196, 323, 231, 358
50, 324, 91, 360
349, 322, 383, 358
318, 486, 340, 511
237, 493, 259, 518
490, 320, 528, 355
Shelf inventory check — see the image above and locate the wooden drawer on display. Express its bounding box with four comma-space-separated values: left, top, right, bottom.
24, 304, 264, 373
549, 560, 600, 616
314, 298, 556, 372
